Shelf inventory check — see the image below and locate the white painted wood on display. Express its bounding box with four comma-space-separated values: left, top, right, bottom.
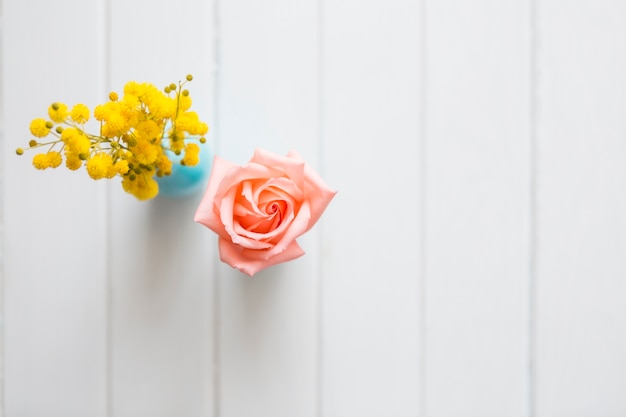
216, 1, 320, 416
106, 0, 215, 416
1, 0, 108, 415
321, 0, 422, 415
424, 1, 531, 415
535, 2, 626, 415
0, 2, 5, 415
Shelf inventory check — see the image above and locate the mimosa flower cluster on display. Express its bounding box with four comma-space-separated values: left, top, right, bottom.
16, 75, 209, 200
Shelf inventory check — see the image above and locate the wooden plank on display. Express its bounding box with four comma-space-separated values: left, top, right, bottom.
0, 4, 5, 413
424, 1, 531, 415
215, 1, 320, 417
535, 2, 626, 415
106, 0, 216, 415
321, 0, 422, 415
2, 0, 108, 415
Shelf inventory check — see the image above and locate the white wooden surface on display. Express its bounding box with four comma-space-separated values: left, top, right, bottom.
535, 1, 626, 415
2, 0, 108, 415
322, 0, 421, 415
2, 0, 626, 416
424, 1, 531, 415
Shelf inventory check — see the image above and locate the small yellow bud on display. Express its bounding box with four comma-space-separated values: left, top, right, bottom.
182, 90, 189, 97
113, 159, 129, 175
16, 148, 24, 155
164, 86, 171, 94
32, 153, 49, 169
30, 118, 51, 138
109, 92, 118, 101
48, 102, 68, 122
186, 74, 193, 81
48, 151, 62, 168
45, 121, 54, 129
169, 83, 177, 91
182, 143, 200, 166
29, 139, 38, 147
65, 154, 82, 170
70, 103, 90, 124
56, 126, 64, 134
86, 153, 114, 180
79, 153, 89, 160
199, 137, 206, 144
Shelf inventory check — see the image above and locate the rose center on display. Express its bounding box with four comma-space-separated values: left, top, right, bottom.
267, 202, 279, 214
263, 200, 287, 223
235, 192, 290, 235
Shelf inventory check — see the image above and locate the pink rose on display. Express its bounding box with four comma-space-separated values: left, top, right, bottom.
194, 148, 336, 276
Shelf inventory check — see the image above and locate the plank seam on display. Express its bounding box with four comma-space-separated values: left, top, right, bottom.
0, 0, 5, 413
316, 0, 325, 416
213, 0, 222, 415
103, 0, 113, 415
419, 0, 428, 416
528, 0, 538, 415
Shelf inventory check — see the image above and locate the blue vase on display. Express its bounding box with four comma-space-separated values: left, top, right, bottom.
156, 141, 211, 198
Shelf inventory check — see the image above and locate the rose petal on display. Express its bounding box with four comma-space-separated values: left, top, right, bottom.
218, 237, 305, 276
239, 180, 266, 216
256, 177, 303, 202
215, 187, 271, 250
194, 156, 239, 238
214, 162, 285, 202
287, 149, 337, 232
234, 208, 295, 244
251, 148, 305, 191
236, 201, 284, 233
266, 199, 311, 257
